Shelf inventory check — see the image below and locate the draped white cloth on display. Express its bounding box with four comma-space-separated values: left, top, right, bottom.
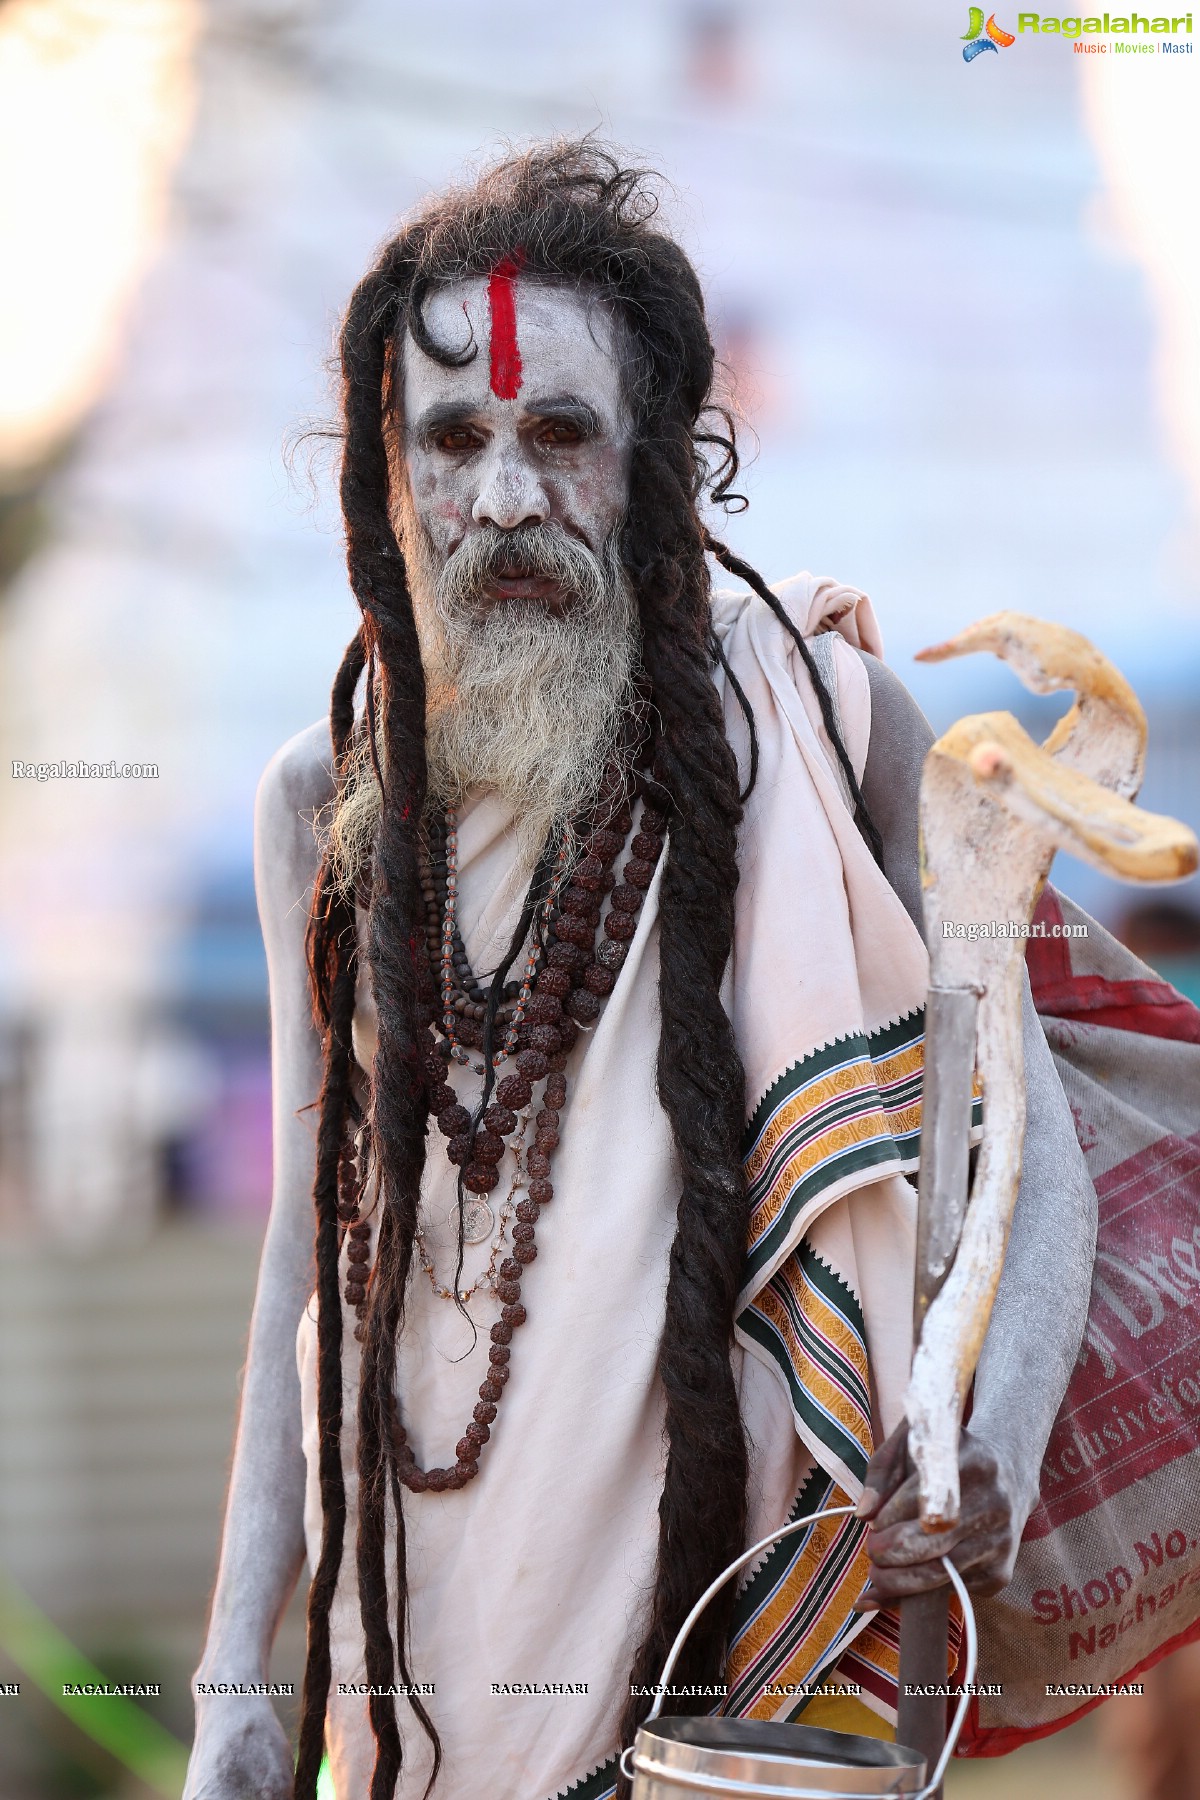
296, 574, 928, 1799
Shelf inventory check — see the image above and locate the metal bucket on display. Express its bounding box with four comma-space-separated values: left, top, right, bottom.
626, 1717, 925, 1797
621, 1504, 977, 1800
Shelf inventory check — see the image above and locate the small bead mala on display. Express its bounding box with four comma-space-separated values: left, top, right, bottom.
339, 1126, 374, 1326
387, 780, 669, 1494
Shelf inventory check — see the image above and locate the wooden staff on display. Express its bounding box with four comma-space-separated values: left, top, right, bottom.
896, 613, 1197, 1796
897, 984, 978, 1789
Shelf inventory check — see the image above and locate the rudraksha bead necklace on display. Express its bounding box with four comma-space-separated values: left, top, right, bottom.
340, 1125, 373, 1323
422, 820, 574, 1068
414, 1111, 530, 1298
386, 782, 669, 1493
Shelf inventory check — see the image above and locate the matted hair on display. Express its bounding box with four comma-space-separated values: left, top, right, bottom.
298, 137, 880, 1800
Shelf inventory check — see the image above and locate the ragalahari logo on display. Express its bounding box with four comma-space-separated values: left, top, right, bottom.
962, 7, 1017, 55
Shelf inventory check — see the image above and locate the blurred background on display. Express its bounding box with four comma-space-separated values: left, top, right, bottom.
0, 0, 1197, 1794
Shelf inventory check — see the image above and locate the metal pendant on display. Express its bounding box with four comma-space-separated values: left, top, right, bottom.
452, 1198, 495, 1246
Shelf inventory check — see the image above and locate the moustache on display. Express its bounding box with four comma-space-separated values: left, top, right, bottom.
434, 523, 611, 614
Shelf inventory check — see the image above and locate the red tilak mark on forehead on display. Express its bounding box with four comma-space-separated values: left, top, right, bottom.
487, 258, 523, 400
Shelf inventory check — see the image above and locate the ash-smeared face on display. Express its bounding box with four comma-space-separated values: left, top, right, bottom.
399, 278, 635, 612
393, 277, 642, 859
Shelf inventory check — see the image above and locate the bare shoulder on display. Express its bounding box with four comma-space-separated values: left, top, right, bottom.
254, 720, 335, 933
257, 719, 335, 829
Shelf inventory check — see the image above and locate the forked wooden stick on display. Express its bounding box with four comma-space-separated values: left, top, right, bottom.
907, 612, 1196, 1529
896, 613, 1196, 1794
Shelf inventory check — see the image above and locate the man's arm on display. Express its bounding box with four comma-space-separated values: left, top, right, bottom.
184, 721, 334, 1799
853, 653, 1097, 1598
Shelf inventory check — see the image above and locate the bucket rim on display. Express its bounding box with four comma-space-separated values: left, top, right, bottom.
635, 1716, 926, 1772
627, 1746, 925, 1799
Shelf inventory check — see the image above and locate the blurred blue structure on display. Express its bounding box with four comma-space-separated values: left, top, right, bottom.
0, 13, 1195, 1795
0, 0, 1196, 1231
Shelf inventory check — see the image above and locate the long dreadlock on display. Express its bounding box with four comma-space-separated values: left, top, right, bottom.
296, 139, 879, 1800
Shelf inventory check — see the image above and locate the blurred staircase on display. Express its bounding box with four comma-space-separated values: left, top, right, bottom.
1, 1219, 272, 1628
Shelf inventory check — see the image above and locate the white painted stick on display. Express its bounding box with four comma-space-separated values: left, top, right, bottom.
907, 614, 1197, 1528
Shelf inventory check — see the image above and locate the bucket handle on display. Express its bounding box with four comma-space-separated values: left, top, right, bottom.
619, 1503, 978, 1800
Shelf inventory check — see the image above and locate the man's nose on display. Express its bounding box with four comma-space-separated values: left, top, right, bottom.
472, 447, 550, 531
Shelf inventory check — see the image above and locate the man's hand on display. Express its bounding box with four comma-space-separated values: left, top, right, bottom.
853, 1420, 1023, 1608
183, 1694, 294, 1800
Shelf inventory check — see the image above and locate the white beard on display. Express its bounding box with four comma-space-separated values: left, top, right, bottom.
402, 501, 643, 864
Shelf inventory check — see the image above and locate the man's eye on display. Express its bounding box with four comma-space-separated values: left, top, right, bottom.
437, 428, 480, 452
540, 420, 582, 445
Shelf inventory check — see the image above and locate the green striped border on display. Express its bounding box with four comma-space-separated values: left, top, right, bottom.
737, 1245, 871, 1484
742, 1008, 983, 1291
741, 1011, 927, 1289
743, 1008, 927, 1158
721, 1463, 865, 1715
728, 1464, 836, 1642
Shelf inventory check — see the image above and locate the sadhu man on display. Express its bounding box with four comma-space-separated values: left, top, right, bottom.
183, 141, 1095, 1800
